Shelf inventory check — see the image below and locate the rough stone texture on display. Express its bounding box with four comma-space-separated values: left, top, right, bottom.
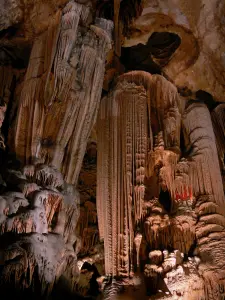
0, 1, 225, 299
97, 71, 225, 299
0, 1, 113, 298
0, 163, 80, 296
9, 1, 112, 186
123, 0, 225, 102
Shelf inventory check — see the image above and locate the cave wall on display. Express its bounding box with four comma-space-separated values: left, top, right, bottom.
0, 0, 224, 299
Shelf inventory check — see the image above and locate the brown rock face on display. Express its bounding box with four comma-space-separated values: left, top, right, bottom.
123, 0, 225, 102
9, 2, 112, 186
0, 1, 225, 299
97, 71, 225, 299
0, 164, 80, 296
0, 1, 113, 298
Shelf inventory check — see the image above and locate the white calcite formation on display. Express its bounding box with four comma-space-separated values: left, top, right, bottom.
0, 1, 225, 299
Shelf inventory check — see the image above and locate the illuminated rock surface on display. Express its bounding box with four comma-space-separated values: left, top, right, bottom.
0, 1, 224, 299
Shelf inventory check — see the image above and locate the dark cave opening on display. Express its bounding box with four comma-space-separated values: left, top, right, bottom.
148, 32, 181, 63
196, 90, 221, 111
159, 189, 172, 213
96, 0, 143, 31
81, 262, 101, 297
120, 32, 181, 74
1, 75, 17, 145
180, 127, 185, 155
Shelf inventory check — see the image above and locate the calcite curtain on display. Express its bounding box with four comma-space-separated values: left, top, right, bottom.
11, 1, 113, 185
97, 71, 182, 277
97, 70, 225, 300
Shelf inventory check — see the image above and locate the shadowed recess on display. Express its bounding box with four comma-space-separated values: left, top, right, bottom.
121, 32, 181, 73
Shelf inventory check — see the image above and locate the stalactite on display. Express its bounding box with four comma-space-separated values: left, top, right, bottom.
97, 71, 182, 277
114, 0, 121, 57
143, 205, 195, 255
97, 79, 148, 276
51, 2, 84, 104
14, 23, 57, 163
134, 233, 142, 268
12, 3, 113, 186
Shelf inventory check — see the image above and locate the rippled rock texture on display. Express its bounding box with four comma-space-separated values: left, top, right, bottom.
0, 1, 225, 300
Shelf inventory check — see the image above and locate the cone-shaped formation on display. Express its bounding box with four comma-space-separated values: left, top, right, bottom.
11, 1, 113, 185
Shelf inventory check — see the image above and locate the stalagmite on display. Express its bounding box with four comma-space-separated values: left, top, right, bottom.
1, 1, 225, 298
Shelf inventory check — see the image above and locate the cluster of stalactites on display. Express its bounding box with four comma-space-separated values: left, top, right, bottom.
97, 71, 182, 277
12, 1, 113, 185
97, 85, 147, 276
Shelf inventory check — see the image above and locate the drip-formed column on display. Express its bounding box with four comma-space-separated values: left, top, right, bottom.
12, 1, 113, 185
97, 71, 182, 277
183, 102, 224, 210
60, 20, 113, 184
97, 76, 148, 276
14, 10, 62, 163
183, 102, 225, 299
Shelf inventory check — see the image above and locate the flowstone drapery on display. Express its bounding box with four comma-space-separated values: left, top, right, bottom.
1, 1, 225, 299
11, 1, 113, 185
97, 71, 225, 299
97, 71, 182, 277
0, 1, 113, 298
0, 163, 80, 297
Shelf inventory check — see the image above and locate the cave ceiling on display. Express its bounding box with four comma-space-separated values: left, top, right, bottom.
0, 0, 225, 102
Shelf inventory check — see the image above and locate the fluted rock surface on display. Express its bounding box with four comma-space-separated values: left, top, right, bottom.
9, 1, 112, 186
97, 71, 182, 277
97, 70, 225, 299
0, 1, 225, 299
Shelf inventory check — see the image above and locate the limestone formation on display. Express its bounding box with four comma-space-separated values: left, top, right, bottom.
97, 71, 182, 277
97, 70, 225, 299
0, 0, 225, 299
10, 1, 113, 186
211, 104, 225, 189
123, 0, 225, 102
0, 163, 80, 296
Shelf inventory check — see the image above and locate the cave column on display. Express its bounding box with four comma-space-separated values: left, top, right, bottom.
183, 101, 225, 299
